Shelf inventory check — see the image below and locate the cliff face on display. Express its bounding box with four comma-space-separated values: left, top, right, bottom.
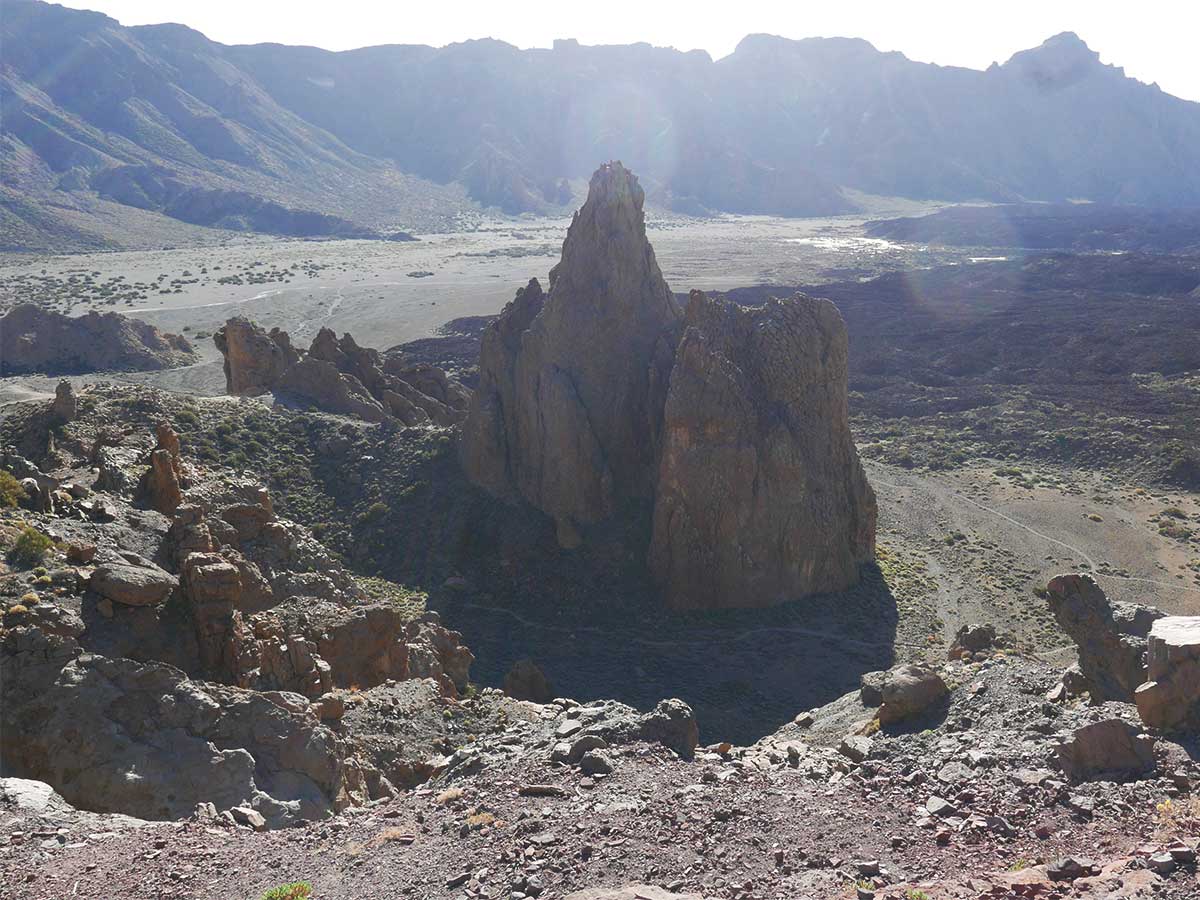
461, 162, 877, 607
462, 162, 681, 547
648, 290, 877, 608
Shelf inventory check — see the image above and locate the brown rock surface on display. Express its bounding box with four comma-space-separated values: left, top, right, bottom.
0, 304, 195, 375
213, 316, 298, 396
649, 290, 876, 607
462, 161, 876, 605
214, 320, 468, 426
461, 162, 681, 546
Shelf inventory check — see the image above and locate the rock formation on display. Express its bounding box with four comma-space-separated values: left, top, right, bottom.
1134, 616, 1200, 730
461, 162, 877, 605
1045, 574, 1161, 701
214, 319, 469, 426
649, 290, 876, 607
50, 380, 77, 423
0, 304, 195, 375
137, 423, 184, 514
213, 317, 298, 395
462, 162, 682, 547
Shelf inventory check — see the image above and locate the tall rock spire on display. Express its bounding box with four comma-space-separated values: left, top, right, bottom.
461, 161, 681, 546
461, 161, 877, 607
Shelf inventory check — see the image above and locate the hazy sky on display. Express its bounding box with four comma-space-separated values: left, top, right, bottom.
59, 0, 1200, 102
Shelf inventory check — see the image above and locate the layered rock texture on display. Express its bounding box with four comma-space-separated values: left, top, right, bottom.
461, 163, 876, 607
0, 304, 195, 375
1135, 616, 1200, 730
214, 318, 469, 426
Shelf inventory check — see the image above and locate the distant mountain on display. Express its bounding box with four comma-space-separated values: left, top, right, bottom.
866, 203, 1200, 253
4, 1, 1200, 251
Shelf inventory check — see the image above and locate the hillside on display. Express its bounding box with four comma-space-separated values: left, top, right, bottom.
4, 2, 1200, 252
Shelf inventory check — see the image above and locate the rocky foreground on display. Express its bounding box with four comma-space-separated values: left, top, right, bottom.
0, 382, 1198, 899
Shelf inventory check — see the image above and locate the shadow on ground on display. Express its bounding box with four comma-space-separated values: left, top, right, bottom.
431, 563, 898, 745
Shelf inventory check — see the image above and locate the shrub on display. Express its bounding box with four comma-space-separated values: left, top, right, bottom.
8, 526, 54, 568
0, 471, 25, 508
259, 884, 312, 900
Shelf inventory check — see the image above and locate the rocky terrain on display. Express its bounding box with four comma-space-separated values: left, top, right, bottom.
0, 303, 196, 375
2, 161, 1199, 900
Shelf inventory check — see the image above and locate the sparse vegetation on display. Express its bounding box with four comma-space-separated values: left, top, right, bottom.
258, 883, 312, 900
0, 471, 24, 508
8, 525, 54, 568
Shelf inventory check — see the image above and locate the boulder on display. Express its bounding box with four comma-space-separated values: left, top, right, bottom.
1, 652, 349, 826
503, 658, 554, 703
213, 317, 298, 396
649, 290, 876, 608
1056, 718, 1156, 781
878, 664, 949, 726
950, 623, 997, 660
1045, 574, 1162, 701
89, 560, 178, 607
1135, 616, 1200, 730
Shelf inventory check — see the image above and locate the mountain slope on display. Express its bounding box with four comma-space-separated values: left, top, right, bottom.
4, 1, 1200, 252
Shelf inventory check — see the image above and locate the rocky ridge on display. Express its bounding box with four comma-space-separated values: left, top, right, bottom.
462, 163, 877, 607
214, 318, 470, 426
0, 303, 196, 375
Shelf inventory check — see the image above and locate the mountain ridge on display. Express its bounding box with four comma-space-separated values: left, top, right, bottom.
4, 0, 1200, 252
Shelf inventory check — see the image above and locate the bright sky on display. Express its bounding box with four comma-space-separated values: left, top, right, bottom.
59, 0, 1200, 102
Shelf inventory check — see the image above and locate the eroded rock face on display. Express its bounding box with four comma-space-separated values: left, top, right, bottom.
1046, 574, 1161, 701
137, 424, 183, 514
649, 291, 876, 607
50, 380, 77, 423
461, 162, 877, 606
1135, 616, 1200, 730
213, 317, 298, 396
214, 320, 469, 426
462, 162, 682, 546
0, 304, 195, 375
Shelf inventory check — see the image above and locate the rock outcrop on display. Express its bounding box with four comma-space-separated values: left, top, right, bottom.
213, 317, 298, 396
214, 320, 469, 426
461, 162, 877, 605
462, 162, 681, 547
137, 423, 184, 514
1045, 574, 1161, 701
649, 290, 876, 607
1135, 616, 1200, 730
0, 304, 195, 375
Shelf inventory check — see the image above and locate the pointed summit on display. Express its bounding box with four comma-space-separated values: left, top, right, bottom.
461, 161, 681, 546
